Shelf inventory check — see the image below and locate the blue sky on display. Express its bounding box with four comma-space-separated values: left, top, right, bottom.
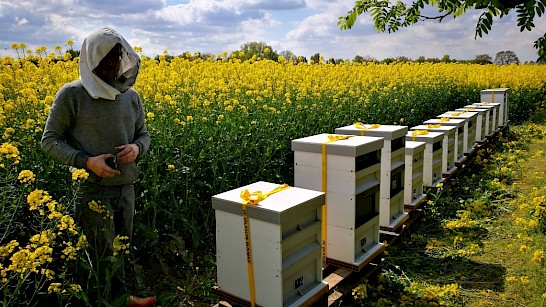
1, 0, 544, 62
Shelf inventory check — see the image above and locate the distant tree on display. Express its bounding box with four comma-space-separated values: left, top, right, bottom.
238, 42, 279, 61
200, 53, 214, 61
353, 55, 365, 63
426, 57, 441, 63
310, 53, 321, 64
472, 54, 493, 64
441, 54, 452, 63
381, 57, 395, 64
395, 56, 412, 62
415, 56, 426, 63
494, 50, 520, 65
280, 50, 296, 62
327, 57, 336, 64
354, 55, 376, 63
339, 0, 546, 62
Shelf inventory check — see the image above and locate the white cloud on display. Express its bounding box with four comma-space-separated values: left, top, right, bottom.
0, 0, 542, 62
15, 16, 28, 25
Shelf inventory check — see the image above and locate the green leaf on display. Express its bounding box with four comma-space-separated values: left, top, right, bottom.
536, 2, 544, 17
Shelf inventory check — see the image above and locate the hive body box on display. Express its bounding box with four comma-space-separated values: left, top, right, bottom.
480, 88, 509, 127
403, 141, 426, 209
436, 111, 478, 156
472, 102, 501, 133
463, 104, 492, 138
456, 107, 487, 143
406, 131, 445, 187
423, 118, 466, 165
334, 124, 409, 232
212, 181, 328, 306
410, 125, 457, 178
291, 134, 385, 269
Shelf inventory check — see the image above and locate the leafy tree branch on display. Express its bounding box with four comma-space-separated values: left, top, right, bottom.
338, 0, 546, 62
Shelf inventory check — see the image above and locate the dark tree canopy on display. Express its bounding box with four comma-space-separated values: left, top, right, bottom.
339, 0, 546, 62
494, 50, 520, 64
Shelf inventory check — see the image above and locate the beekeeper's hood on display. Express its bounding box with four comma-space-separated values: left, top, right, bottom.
80, 27, 140, 100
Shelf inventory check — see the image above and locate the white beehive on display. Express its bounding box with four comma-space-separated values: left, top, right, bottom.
463, 104, 493, 138
291, 133, 385, 270
213, 181, 328, 306
472, 102, 501, 133
423, 118, 466, 166
436, 111, 478, 156
456, 107, 487, 143
410, 124, 457, 178
403, 141, 426, 209
406, 131, 445, 188
334, 124, 409, 232
480, 88, 510, 127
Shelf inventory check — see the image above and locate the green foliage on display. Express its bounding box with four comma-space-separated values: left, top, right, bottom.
350, 123, 546, 306
339, 0, 546, 62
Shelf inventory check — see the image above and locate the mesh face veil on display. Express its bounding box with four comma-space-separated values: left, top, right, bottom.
79, 27, 141, 100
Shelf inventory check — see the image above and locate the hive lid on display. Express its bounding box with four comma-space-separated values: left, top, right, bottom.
334, 124, 408, 140
405, 141, 426, 154
458, 107, 486, 114
405, 131, 444, 143
212, 181, 325, 225
437, 111, 477, 120
423, 118, 465, 128
411, 125, 457, 135
480, 88, 510, 94
291, 133, 384, 157
472, 102, 501, 108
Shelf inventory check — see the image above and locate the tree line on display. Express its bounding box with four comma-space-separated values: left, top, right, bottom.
167, 41, 527, 65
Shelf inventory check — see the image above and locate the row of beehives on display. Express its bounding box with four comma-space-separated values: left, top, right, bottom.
211, 88, 510, 306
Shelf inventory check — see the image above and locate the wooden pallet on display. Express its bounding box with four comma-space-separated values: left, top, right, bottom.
214, 282, 328, 307
323, 253, 383, 306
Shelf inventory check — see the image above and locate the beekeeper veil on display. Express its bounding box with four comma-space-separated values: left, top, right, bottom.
80, 27, 140, 100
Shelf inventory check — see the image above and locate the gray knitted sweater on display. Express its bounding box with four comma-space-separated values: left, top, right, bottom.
41, 80, 150, 186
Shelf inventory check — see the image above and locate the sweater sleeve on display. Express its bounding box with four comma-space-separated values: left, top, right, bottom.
133, 94, 151, 157
41, 86, 89, 168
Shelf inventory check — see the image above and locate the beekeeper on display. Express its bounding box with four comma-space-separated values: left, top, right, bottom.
41, 27, 155, 307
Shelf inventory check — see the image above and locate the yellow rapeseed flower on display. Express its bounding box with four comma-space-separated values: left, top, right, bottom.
0, 142, 21, 164
17, 169, 35, 185
87, 200, 112, 220
113, 235, 130, 256
506, 276, 517, 283
71, 169, 89, 181
48, 282, 62, 293
27, 189, 52, 211
532, 250, 545, 264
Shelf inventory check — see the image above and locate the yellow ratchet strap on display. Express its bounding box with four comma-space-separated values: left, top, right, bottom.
320, 135, 353, 263
354, 122, 381, 136
411, 129, 429, 141
239, 183, 290, 306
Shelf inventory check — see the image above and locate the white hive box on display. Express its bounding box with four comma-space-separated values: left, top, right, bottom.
410, 124, 457, 178
472, 102, 501, 133
291, 133, 385, 270
463, 104, 493, 138
456, 107, 487, 143
213, 181, 328, 306
406, 131, 445, 188
403, 141, 426, 209
334, 124, 409, 232
423, 118, 466, 166
436, 111, 478, 156
480, 88, 510, 127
